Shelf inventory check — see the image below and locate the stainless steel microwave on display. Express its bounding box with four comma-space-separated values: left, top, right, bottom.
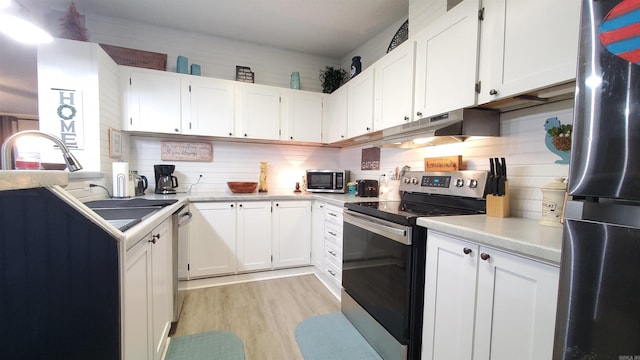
306, 170, 349, 193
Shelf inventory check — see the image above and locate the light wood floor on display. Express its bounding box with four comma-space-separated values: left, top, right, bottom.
172, 274, 340, 360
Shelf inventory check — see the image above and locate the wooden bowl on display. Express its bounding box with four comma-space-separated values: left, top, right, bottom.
227, 182, 258, 193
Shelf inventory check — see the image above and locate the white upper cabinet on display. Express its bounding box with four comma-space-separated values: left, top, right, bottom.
235, 83, 281, 140
374, 40, 416, 130
121, 66, 182, 134
181, 76, 235, 137
477, 0, 581, 104
347, 67, 375, 138
324, 85, 348, 143
280, 89, 324, 143
414, 0, 481, 119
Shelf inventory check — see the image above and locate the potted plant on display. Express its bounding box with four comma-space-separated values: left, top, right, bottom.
319, 66, 348, 94
547, 123, 573, 151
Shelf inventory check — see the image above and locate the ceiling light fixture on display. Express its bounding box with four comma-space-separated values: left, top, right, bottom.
0, 0, 52, 44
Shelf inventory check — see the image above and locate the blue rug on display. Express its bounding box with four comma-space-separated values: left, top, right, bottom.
166, 330, 245, 360
295, 312, 382, 360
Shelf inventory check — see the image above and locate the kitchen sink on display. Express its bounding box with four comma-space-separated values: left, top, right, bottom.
84, 198, 178, 231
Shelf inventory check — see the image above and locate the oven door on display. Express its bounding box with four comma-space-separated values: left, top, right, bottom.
342, 210, 413, 343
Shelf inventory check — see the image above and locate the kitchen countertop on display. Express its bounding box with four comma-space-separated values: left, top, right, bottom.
416, 215, 563, 265
0, 170, 68, 190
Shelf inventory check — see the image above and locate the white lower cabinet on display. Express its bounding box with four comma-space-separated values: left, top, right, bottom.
272, 201, 311, 268
185, 201, 312, 278
312, 203, 343, 298
311, 201, 326, 268
423, 230, 559, 360
189, 202, 237, 277
236, 201, 273, 272
124, 217, 173, 360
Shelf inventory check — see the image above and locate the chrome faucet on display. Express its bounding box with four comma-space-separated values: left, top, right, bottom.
1, 130, 83, 172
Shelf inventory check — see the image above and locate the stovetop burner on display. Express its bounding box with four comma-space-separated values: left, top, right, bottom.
344, 170, 489, 225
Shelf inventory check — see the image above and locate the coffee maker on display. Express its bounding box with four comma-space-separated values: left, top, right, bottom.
154, 164, 179, 194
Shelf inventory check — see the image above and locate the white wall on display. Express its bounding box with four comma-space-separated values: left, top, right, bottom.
341, 99, 573, 219
129, 136, 341, 194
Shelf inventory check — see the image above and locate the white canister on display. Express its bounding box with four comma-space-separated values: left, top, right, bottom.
539, 178, 567, 227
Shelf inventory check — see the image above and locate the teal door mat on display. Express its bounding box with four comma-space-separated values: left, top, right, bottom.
295, 312, 382, 360
166, 330, 245, 360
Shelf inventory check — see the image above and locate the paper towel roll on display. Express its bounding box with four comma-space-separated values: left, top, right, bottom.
112, 162, 129, 198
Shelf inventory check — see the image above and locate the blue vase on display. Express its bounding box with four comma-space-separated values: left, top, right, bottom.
350, 56, 362, 78
290, 72, 300, 89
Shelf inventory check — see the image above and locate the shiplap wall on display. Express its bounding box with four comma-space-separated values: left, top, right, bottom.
342, 99, 573, 219
129, 136, 341, 194
80, 14, 339, 93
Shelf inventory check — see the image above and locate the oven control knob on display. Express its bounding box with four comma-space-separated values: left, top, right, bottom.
468, 179, 478, 188
411, 177, 419, 185
455, 178, 464, 187
403, 177, 411, 184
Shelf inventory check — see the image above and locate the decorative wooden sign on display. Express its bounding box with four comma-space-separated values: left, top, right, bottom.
161, 141, 212, 161
361, 147, 380, 170
424, 155, 462, 171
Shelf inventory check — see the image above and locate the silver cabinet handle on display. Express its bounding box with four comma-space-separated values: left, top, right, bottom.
328, 231, 337, 236
328, 250, 337, 256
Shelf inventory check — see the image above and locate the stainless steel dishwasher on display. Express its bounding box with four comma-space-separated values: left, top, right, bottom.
172, 204, 192, 325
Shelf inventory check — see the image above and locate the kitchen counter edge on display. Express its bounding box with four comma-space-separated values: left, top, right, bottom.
416, 215, 563, 265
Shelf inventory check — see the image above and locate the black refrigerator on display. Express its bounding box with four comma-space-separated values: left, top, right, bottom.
553, 0, 640, 359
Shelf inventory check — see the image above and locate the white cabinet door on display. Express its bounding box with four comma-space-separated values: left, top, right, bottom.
272, 201, 311, 268
424, 230, 559, 360
477, 0, 580, 104
189, 202, 237, 277
347, 67, 375, 138
122, 66, 182, 134
280, 90, 323, 143
374, 40, 415, 130
237, 201, 272, 272
124, 238, 152, 360
311, 201, 326, 268
324, 85, 348, 143
236, 83, 280, 140
473, 247, 559, 360
150, 218, 172, 360
182, 76, 235, 137
423, 232, 478, 360
414, 0, 481, 119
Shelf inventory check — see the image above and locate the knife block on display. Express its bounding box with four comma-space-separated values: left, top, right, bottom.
486, 181, 510, 218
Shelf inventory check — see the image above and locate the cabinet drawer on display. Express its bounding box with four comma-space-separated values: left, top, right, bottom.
324, 222, 343, 247
325, 257, 342, 285
324, 204, 343, 225
325, 240, 342, 267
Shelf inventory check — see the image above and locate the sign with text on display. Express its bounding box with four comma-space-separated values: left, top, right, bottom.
424, 155, 462, 171
161, 141, 213, 161
51, 88, 84, 149
361, 147, 380, 170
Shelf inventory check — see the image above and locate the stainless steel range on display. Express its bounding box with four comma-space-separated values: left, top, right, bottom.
342, 170, 489, 360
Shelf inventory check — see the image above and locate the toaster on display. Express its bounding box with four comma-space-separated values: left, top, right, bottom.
356, 179, 379, 197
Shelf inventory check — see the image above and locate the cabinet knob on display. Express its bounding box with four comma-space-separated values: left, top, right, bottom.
341, 135, 345, 138
489, 89, 498, 96
239, 204, 243, 207
463, 247, 472, 255
404, 116, 410, 121
230, 204, 234, 208
276, 203, 279, 207
244, 133, 248, 137
366, 127, 370, 131
149, 234, 160, 244
480, 253, 491, 261
229, 132, 233, 136
416, 112, 422, 117
174, 128, 179, 132
290, 136, 294, 140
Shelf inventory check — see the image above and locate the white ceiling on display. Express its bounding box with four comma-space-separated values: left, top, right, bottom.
25, 0, 409, 59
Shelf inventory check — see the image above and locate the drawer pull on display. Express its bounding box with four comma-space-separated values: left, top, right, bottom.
328, 212, 337, 217
328, 250, 337, 256
328, 269, 336, 276
328, 231, 337, 236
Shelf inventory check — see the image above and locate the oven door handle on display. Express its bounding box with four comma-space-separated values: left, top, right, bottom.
343, 210, 412, 245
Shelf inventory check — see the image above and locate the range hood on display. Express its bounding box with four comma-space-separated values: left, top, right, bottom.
379, 108, 500, 148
